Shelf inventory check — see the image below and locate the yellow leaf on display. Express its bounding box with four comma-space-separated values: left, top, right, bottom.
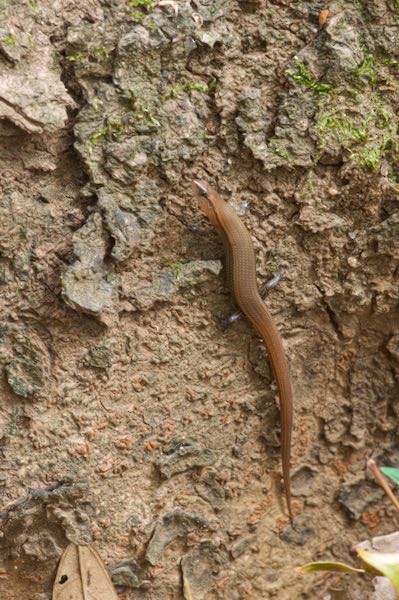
357, 549, 399, 592
53, 543, 118, 600
296, 561, 365, 575
182, 574, 193, 600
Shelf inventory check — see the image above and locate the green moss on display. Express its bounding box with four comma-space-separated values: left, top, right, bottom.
316, 102, 397, 173
3, 33, 17, 46
167, 79, 217, 98
133, 98, 160, 127
163, 257, 183, 280
92, 46, 110, 60
354, 54, 377, 87
66, 51, 84, 62
28, 0, 37, 10
269, 139, 289, 160
381, 57, 399, 68
286, 58, 332, 94
122, 89, 160, 128
147, 113, 161, 127
354, 52, 399, 88
127, 89, 138, 110
147, 19, 157, 31
89, 118, 125, 147
66, 46, 110, 64
129, 0, 153, 7
374, 106, 391, 128
130, 10, 145, 21
356, 145, 382, 172
356, 125, 396, 172
129, 0, 153, 19
316, 116, 368, 144
88, 90, 160, 149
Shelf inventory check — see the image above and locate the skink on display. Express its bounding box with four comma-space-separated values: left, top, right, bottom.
193, 180, 294, 523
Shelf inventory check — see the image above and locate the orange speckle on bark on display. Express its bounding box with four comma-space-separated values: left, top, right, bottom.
319, 8, 330, 27
115, 435, 134, 450
144, 439, 160, 451
276, 515, 289, 532
334, 458, 348, 476
361, 510, 381, 532
98, 517, 111, 528
216, 575, 229, 589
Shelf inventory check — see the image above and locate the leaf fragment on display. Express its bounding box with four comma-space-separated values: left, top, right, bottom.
380, 467, 399, 487
357, 549, 399, 592
53, 543, 118, 600
296, 561, 365, 575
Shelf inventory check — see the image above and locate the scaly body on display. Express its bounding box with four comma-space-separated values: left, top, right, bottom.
193, 180, 294, 522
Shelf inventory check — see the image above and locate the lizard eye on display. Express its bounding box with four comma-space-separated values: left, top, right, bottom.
193, 180, 208, 198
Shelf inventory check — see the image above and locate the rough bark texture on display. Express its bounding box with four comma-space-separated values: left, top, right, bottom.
0, 1, 398, 598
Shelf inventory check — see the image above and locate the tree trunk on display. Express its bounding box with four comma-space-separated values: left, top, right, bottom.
0, 1, 398, 598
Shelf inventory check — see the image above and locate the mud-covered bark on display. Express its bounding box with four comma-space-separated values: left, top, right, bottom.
0, 1, 398, 598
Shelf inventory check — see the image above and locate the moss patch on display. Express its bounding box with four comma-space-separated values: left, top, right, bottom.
286, 58, 332, 95
166, 79, 217, 99
89, 118, 126, 148
128, 0, 153, 20
314, 53, 399, 172
3, 32, 17, 46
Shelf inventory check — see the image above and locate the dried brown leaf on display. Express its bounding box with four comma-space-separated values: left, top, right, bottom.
53, 543, 118, 600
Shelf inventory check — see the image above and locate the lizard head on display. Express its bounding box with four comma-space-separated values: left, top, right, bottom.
192, 180, 223, 228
